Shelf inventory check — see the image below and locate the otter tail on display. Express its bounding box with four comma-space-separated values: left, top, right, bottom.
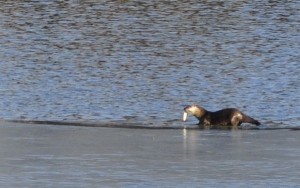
242, 114, 260, 126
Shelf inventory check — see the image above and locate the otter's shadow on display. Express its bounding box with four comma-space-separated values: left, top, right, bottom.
197, 125, 255, 130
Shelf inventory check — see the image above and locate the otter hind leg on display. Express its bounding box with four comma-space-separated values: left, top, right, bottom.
231, 113, 243, 126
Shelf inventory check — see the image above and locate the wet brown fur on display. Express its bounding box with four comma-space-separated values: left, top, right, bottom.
184, 104, 260, 128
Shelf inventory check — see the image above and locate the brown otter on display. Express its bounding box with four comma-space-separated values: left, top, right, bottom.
183, 104, 260, 127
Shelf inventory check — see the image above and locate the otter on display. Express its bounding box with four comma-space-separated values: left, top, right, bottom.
183, 104, 260, 127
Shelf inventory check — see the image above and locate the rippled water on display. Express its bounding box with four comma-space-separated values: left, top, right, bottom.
0, 1, 299, 127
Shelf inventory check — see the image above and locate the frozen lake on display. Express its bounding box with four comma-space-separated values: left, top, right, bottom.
0, 122, 299, 187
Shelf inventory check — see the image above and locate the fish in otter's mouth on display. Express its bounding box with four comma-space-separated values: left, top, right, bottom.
183, 105, 190, 122
183, 111, 188, 121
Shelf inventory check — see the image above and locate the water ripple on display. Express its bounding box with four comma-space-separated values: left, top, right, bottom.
0, 1, 299, 128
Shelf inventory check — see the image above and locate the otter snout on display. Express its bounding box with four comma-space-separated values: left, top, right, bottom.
183, 104, 204, 122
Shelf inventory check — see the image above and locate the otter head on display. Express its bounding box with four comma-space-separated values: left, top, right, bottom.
183, 104, 205, 122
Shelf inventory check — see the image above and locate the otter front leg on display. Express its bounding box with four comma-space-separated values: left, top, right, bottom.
198, 121, 211, 129
197, 118, 205, 126
197, 121, 204, 128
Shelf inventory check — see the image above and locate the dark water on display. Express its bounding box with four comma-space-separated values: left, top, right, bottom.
0, 1, 299, 128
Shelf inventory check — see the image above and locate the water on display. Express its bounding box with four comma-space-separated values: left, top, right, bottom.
0, 1, 299, 127
0, 1, 299, 186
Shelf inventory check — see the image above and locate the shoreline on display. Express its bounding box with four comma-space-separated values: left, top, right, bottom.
2, 119, 299, 130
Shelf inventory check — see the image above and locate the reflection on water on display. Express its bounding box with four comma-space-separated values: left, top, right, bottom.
0, 1, 299, 128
